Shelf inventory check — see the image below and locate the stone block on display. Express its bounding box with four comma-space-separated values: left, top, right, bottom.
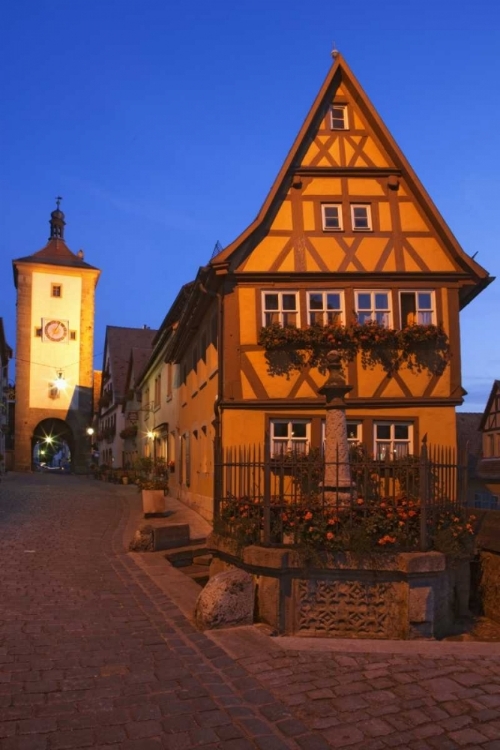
409, 586, 434, 623
194, 569, 255, 630
153, 524, 190, 551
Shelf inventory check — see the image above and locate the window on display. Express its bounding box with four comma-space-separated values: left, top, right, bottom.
355, 291, 391, 326
270, 420, 310, 457
330, 104, 348, 130
35, 327, 42, 337
351, 204, 372, 231
321, 204, 343, 231
374, 422, 412, 460
51, 284, 62, 298
154, 375, 161, 408
347, 421, 362, 444
262, 292, 298, 327
400, 292, 435, 326
166, 364, 173, 400
307, 292, 343, 326
70, 331, 77, 341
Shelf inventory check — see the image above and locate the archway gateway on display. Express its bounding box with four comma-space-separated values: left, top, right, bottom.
32, 418, 74, 472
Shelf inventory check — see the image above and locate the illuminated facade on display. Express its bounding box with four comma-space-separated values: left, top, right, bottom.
12, 204, 100, 472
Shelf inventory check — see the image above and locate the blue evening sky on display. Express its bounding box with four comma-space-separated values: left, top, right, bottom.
1, 0, 499, 412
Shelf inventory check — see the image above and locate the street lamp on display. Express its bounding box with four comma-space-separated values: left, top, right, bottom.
86, 427, 95, 473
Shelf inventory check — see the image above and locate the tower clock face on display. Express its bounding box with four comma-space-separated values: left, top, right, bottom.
43, 319, 69, 342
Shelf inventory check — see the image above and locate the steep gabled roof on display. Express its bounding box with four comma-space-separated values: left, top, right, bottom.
210, 53, 492, 306
479, 380, 500, 431
103, 326, 157, 399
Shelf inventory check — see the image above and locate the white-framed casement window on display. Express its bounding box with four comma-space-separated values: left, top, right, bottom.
270, 419, 310, 457
355, 291, 391, 326
374, 422, 413, 460
307, 291, 344, 326
321, 204, 343, 231
347, 421, 362, 444
351, 204, 372, 231
400, 291, 435, 326
330, 104, 348, 130
262, 292, 299, 327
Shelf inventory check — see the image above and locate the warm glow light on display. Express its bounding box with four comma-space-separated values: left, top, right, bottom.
86, 427, 94, 436
45, 436, 53, 444
53, 373, 67, 390
147, 431, 155, 440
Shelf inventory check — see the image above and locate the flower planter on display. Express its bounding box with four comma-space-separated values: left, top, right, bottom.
142, 489, 166, 515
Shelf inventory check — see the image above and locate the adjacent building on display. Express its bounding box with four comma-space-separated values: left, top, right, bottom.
0, 318, 13, 473
477, 381, 500, 507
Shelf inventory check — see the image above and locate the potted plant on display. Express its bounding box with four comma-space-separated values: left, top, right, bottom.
134, 457, 168, 515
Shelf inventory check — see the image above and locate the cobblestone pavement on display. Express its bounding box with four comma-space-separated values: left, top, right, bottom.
1, 474, 500, 750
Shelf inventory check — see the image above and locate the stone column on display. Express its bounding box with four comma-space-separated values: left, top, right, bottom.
318, 350, 353, 504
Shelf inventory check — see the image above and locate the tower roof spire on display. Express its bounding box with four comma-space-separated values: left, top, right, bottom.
49, 196, 65, 240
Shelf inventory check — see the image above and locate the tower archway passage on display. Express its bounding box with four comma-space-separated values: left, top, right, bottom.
32, 418, 74, 472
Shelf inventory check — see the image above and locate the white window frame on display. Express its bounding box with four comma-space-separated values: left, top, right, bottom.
330, 104, 348, 131
351, 204, 372, 231
374, 422, 413, 460
399, 291, 436, 327
262, 291, 299, 327
355, 290, 392, 327
307, 291, 344, 326
321, 204, 343, 232
270, 419, 310, 457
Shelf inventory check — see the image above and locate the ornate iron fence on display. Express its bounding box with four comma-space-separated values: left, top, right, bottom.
214, 437, 469, 554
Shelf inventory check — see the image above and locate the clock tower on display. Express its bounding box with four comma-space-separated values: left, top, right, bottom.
12, 202, 101, 472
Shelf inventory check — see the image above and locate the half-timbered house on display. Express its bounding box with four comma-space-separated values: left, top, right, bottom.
477, 381, 500, 507
161, 53, 492, 520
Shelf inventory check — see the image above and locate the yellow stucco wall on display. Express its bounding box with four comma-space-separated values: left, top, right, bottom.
29, 270, 82, 409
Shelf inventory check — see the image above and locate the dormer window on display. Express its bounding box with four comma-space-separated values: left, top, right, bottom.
330, 104, 348, 130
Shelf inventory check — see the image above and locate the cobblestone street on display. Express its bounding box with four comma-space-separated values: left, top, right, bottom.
1, 474, 500, 750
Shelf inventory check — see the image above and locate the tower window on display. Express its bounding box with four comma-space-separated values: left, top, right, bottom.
51, 284, 62, 298
330, 105, 348, 130
70, 331, 77, 341
35, 327, 42, 337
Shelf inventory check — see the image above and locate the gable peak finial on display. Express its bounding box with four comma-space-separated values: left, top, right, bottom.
331, 43, 339, 59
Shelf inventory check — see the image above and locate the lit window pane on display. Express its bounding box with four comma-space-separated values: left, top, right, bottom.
375, 312, 389, 326
418, 312, 432, 325
357, 312, 371, 325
